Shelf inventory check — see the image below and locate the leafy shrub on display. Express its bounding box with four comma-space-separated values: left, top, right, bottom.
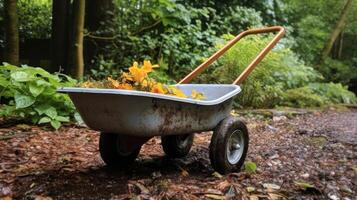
87, 2, 263, 81
18, 0, 52, 39
293, 15, 328, 63
99, 1, 221, 81
281, 87, 326, 107
200, 34, 322, 108
149, 58, 176, 84
282, 83, 357, 107
0, 64, 77, 129
87, 56, 122, 80
319, 58, 357, 85
216, 6, 263, 35
308, 83, 357, 104
197, 34, 356, 108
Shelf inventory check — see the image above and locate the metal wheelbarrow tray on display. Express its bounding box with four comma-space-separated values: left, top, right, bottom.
59, 26, 285, 174
58, 84, 240, 136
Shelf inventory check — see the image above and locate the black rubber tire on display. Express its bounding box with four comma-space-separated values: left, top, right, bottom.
209, 117, 249, 174
161, 134, 194, 158
99, 133, 141, 167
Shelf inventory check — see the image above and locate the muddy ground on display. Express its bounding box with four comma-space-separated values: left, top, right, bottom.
0, 108, 356, 200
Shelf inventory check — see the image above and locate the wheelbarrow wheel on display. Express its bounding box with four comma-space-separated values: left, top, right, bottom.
99, 133, 141, 167
161, 134, 194, 158
209, 117, 249, 174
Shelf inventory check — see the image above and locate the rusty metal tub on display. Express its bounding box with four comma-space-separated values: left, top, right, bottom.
58, 84, 240, 137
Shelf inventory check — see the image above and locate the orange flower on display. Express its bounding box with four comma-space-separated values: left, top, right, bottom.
151, 83, 165, 94
129, 65, 147, 83
143, 60, 159, 73
107, 77, 121, 88
117, 83, 133, 90
82, 60, 205, 100
122, 72, 133, 81
141, 79, 156, 89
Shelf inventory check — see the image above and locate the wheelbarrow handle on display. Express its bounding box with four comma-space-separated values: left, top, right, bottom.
178, 26, 285, 85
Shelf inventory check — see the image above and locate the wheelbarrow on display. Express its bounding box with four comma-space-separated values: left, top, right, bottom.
58, 26, 285, 174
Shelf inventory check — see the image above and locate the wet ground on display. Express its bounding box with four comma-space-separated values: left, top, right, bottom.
0, 108, 356, 199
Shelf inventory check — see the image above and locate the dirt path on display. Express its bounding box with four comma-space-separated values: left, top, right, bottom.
0, 109, 356, 200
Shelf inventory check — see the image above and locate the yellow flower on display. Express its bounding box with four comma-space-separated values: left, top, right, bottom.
122, 72, 133, 81
169, 86, 187, 98
118, 83, 133, 90
81, 81, 94, 88
82, 60, 206, 100
141, 79, 148, 87
143, 60, 159, 73
107, 77, 133, 90
129, 65, 147, 83
191, 89, 206, 100
151, 83, 165, 94
132, 61, 139, 68
107, 77, 121, 88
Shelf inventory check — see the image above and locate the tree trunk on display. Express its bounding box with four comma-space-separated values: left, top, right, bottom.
320, 0, 353, 62
86, 0, 114, 31
85, 0, 114, 69
72, 0, 85, 79
51, 0, 70, 73
338, 31, 344, 59
4, 0, 19, 66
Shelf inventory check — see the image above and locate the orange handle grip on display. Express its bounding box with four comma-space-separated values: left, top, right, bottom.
179, 26, 285, 85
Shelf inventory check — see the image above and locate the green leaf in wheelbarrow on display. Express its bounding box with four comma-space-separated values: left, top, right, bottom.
14, 93, 35, 109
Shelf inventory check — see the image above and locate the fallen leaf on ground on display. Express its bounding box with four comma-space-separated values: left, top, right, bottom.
35, 196, 53, 200
212, 172, 223, 178
352, 167, 357, 173
205, 194, 225, 200
249, 195, 259, 200
293, 181, 314, 190
205, 188, 223, 195
268, 193, 286, 200
217, 180, 231, 190
263, 183, 281, 191
134, 183, 150, 194
225, 185, 238, 198
246, 186, 256, 193
177, 166, 189, 177
294, 181, 321, 194
15, 124, 32, 131
244, 161, 257, 173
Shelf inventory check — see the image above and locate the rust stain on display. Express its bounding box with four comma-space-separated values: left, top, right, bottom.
152, 98, 234, 136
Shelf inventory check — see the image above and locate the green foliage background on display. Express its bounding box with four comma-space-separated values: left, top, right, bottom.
0, 0, 357, 128
197, 35, 356, 108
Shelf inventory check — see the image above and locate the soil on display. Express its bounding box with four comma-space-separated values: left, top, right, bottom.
0, 108, 356, 200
